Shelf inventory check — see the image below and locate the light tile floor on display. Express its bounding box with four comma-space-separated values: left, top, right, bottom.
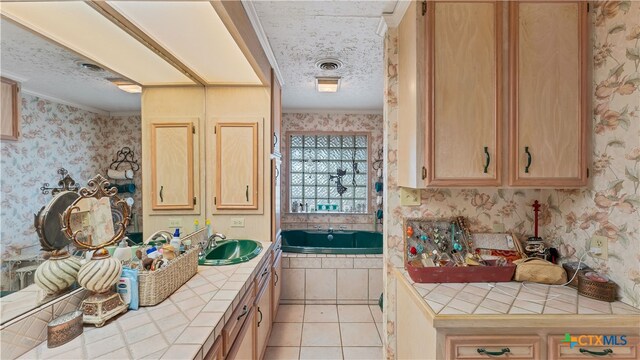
265, 304, 383, 360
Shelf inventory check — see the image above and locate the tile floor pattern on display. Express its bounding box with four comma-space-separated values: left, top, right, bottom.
265, 304, 383, 360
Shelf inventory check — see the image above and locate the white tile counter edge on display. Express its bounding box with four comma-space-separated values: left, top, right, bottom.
21, 241, 274, 360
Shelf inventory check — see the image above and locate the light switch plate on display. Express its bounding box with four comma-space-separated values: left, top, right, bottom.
590, 235, 608, 260
400, 187, 421, 206
168, 218, 182, 228
231, 218, 245, 228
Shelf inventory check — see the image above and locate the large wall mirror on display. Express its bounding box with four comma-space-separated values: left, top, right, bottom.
0, 13, 142, 328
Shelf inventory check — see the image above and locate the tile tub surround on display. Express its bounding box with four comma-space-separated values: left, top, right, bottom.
20, 241, 273, 360
264, 304, 383, 360
383, 2, 640, 358
280, 253, 383, 305
280, 113, 384, 233
0, 94, 143, 290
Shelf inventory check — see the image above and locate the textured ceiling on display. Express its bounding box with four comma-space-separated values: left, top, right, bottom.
0, 20, 141, 113
253, 1, 397, 112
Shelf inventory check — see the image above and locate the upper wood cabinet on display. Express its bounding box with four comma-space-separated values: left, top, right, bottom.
397, 1, 588, 188
508, 1, 589, 187
150, 122, 195, 210
426, 1, 502, 186
215, 121, 260, 210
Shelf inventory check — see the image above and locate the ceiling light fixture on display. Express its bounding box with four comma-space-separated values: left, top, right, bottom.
76, 61, 104, 72
108, 78, 142, 94
316, 77, 341, 93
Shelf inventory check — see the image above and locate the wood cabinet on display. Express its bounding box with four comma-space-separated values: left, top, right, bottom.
396, 271, 438, 359
271, 249, 282, 321
227, 308, 256, 360
397, 1, 588, 188
425, 1, 502, 186
150, 122, 195, 210
271, 70, 282, 242
508, 1, 589, 187
548, 335, 639, 359
204, 336, 224, 360
446, 336, 540, 359
215, 121, 260, 210
255, 271, 272, 359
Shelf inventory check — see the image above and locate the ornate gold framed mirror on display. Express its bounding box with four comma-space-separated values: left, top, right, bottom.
61, 174, 131, 326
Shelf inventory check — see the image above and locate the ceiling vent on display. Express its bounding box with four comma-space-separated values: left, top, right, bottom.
315, 58, 343, 71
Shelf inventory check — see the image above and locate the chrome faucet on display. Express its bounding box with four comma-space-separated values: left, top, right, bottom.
206, 233, 227, 250
328, 227, 334, 233
144, 230, 173, 245
338, 225, 347, 231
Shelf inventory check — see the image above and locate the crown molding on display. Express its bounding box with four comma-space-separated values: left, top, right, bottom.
21, 88, 110, 116
109, 111, 141, 118
0, 70, 29, 83
283, 108, 383, 115
382, 0, 411, 29
241, 0, 285, 86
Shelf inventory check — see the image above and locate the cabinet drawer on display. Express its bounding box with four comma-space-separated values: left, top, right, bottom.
222, 286, 255, 356
256, 254, 272, 291
548, 335, 639, 359
446, 336, 540, 359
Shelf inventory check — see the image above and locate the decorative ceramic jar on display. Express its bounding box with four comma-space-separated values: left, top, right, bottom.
77, 248, 122, 293
34, 250, 81, 295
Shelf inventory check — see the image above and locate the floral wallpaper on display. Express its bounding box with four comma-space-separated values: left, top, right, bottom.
281, 113, 384, 231
383, 2, 640, 357
0, 94, 142, 290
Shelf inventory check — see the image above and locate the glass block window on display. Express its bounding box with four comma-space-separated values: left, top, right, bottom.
289, 134, 368, 213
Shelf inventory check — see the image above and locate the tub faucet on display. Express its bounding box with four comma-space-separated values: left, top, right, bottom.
328, 227, 334, 233
206, 233, 227, 250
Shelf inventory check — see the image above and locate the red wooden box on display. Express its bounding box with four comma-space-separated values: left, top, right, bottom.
406, 260, 516, 283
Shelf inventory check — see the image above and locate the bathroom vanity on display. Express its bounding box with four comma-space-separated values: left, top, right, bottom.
393, 268, 640, 359
22, 237, 282, 359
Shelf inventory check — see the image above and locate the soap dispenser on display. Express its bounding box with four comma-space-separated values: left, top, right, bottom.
113, 237, 132, 263
170, 228, 181, 254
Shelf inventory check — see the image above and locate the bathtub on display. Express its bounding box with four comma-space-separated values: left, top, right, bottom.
281, 230, 383, 254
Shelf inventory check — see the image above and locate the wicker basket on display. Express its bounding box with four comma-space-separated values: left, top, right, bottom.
577, 272, 617, 302
138, 245, 199, 306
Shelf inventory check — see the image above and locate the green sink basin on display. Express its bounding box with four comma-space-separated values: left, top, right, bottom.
198, 240, 263, 266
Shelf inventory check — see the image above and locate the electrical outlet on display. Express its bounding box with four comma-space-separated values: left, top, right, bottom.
493, 223, 506, 233
590, 235, 608, 260
400, 187, 421, 206
231, 218, 245, 228
168, 218, 182, 228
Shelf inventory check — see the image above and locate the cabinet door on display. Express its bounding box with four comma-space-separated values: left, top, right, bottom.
272, 250, 282, 320
227, 308, 256, 360
151, 122, 194, 210
509, 1, 588, 187
426, 1, 502, 186
204, 336, 224, 360
216, 122, 259, 210
255, 275, 272, 360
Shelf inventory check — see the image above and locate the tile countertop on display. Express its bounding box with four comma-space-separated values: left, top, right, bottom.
397, 268, 640, 329
22, 241, 274, 360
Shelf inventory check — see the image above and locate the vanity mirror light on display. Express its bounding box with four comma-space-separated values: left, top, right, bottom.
61, 174, 131, 326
